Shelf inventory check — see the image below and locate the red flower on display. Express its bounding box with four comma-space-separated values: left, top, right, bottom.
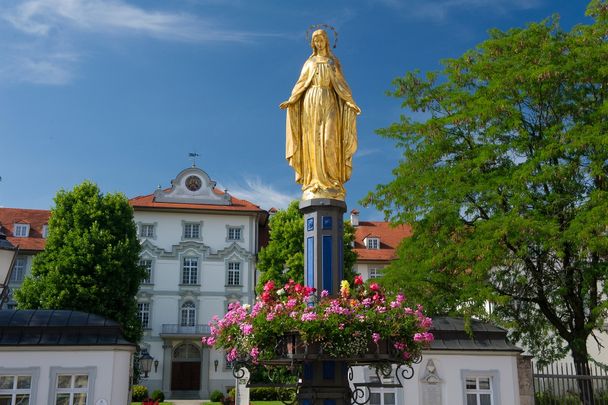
354, 275, 364, 285
261, 292, 272, 303
263, 280, 275, 293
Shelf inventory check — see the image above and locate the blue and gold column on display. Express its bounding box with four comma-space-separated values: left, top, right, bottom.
299, 198, 349, 405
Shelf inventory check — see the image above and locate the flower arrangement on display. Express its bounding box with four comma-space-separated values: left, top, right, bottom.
201, 276, 433, 364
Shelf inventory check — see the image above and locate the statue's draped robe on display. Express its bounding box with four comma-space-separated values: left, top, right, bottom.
285, 57, 358, 200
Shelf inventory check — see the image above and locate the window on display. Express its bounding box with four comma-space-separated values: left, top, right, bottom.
0, 375, 32, 405
53, 374, 90, 405
139, 259, 153, 284
366, 237, 380, 249
369, 392, 395, 405
369, 267, 383, 279
465, 376, 494, 405
227, 227, 242, 241
181, 302, 196, 327
182, 257, 198, 285
138, 303, 150, 329
227, 262, 241, 286
10, 258, 26, 283
140, 224, 154, 238
42, 225, 49, 238
13, 224, 29, 238
369, 375, 396, 405
183, 223, 200, 239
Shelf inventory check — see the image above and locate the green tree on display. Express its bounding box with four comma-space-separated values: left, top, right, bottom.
257, 200, 358, 292
15, 181, 145, 343
363, 3, 608, 400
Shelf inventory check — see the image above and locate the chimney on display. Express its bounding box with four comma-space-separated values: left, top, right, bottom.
350, 209, 360, 227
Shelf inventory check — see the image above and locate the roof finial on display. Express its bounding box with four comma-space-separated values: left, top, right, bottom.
188, 152, 199, 167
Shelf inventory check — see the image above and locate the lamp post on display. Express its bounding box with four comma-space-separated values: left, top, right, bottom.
139, 349, 154, 378
0, 230, 18, 310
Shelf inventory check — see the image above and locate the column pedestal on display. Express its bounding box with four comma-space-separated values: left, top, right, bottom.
299, 199, 349, 405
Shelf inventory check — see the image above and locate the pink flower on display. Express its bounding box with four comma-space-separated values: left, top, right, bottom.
370, 283, 380, 291
226, 348, 238, 362
338, 323, 345, 330
372, 333, 381, 344
321, 290, 329, 298
240, 323, 253, 335
419, 316, 433, 328
354, 275, 364, 285
266, 312, 275, 321
250, 347, 260, 359
414, 332, 434, 343
263, 280, 275, 292
301, 312, 317, 321
205, 336, 216, 346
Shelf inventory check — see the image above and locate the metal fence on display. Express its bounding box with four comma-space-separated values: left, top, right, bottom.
533, 362, 608, 404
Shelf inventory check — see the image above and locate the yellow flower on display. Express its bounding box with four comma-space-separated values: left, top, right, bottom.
340, 280, 350, 298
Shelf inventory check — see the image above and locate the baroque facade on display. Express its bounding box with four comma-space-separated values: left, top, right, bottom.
130, 166, 267, 398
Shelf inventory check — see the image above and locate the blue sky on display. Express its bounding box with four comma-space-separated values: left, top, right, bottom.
0, 0, 592, 219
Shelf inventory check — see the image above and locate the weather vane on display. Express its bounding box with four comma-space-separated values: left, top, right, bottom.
189, 152, 199, 167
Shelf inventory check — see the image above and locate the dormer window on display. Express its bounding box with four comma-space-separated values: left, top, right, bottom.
42, 224, 49, 238
365, 237, 380, 249
13, 224, 30, 238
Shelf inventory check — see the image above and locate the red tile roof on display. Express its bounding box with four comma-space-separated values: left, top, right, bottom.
0, 208, 50, 252
353, 221, 412, 262
129, 189, 265, 213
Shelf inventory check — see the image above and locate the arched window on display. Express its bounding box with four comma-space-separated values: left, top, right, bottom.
181, 302, 196, 327
173, 343, 200, 361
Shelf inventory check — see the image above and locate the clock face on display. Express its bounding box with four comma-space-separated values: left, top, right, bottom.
185, 175, 202, 191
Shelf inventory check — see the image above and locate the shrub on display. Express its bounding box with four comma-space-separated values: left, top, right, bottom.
210, 389, 225, 402
151, 389, 165, 402
131, 385, 148, 402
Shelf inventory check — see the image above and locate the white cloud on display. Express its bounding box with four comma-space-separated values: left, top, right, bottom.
2, 0, 260, 42
222, 177, 297, 211
0, 0, 277, 85
355, 148, 381, 158
378, 0, 542, 21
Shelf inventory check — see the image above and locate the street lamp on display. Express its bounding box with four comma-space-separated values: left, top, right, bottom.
0, 230, 18, 309
139, 349, 154, 378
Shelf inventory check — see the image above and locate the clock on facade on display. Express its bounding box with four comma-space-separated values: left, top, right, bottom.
185, 175, 202, 191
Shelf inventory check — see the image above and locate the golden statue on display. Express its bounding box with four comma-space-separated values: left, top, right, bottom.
280, 29, 361, 201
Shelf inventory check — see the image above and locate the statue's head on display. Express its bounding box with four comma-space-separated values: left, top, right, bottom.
310, 29, 331, 55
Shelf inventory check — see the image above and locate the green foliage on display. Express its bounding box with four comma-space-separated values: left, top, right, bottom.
535, 391, 583, 405
249, 387, 295, 401
150, 390, 165, 402
131, 385, 148, 402
256, 200, 358, 293
210, 390, 225, 402
15, 181, 145, 343
363, 5, 608, 365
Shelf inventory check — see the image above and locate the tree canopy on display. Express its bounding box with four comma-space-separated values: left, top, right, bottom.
256, 200, 358, 293
16, 181, 145, 343
363, 2, 608, 370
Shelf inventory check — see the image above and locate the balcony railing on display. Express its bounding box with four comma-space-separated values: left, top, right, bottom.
161, 324, 210, 336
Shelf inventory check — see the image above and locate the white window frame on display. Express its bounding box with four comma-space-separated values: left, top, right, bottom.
365, 237, 380, 249
368, 267, 383, 279
48, 367, 96, 405
139, 258, 153, 284
42, 225, 49, 238
227, 262, 241, 286
0, 367, 39, 405
138, 302, 151, 329
13, 224, 29, 238
180, 302, 196, 327
226, 225, 244, 242
181, 256, 199, 285
139, 224, 155, 238
461, 370, 500, 405
9, 257, 27, 283
182, 221, 203, 240
368, 375, 397, 405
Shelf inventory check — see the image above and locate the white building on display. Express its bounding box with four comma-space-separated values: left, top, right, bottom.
130, 166, 267, 399
0, 309, 135, 405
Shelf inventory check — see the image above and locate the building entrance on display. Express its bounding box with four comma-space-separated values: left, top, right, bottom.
171, 343, 201, 391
